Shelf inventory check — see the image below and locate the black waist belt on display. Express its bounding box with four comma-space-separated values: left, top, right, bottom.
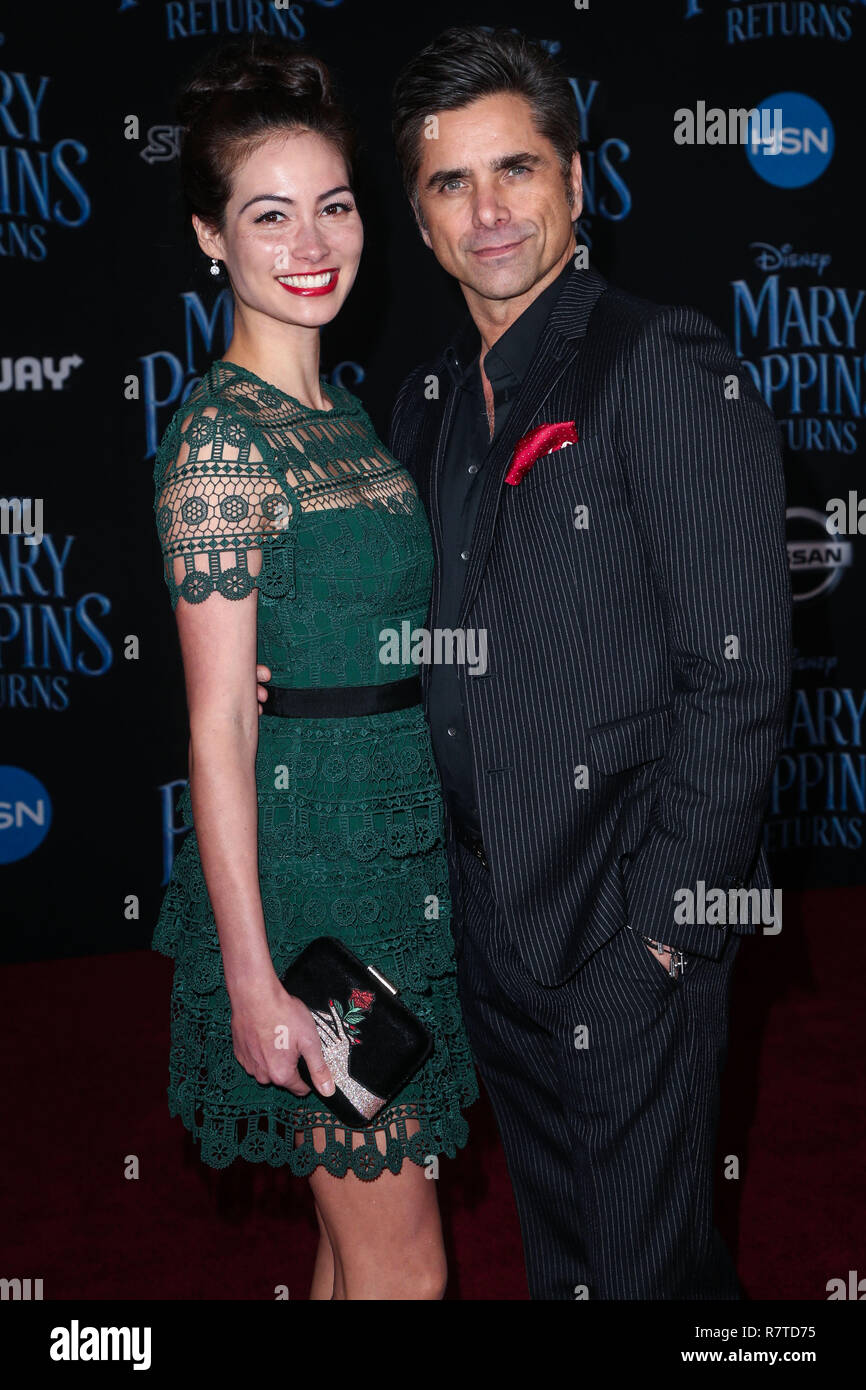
264, 675, 421, 718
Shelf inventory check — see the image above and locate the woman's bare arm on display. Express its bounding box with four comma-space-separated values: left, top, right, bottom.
174, 583, 333, 1097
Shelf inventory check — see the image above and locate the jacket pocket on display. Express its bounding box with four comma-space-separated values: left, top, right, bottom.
588, 704, 672, 776
514, 439, 602, 487
618, 916, 684, 995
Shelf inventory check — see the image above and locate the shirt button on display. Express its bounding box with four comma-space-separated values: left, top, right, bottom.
447, 726, 457, 737
468, 464, 478, 474
460, 549, 469, 560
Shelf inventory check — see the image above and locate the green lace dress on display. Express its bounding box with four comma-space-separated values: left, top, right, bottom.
152, 359, 477, 1177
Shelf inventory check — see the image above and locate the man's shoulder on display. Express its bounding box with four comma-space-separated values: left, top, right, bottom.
596, 277, 666, 322
398, 350, 450, 395
590, 273, 731, 352
389, 356, 450, 444
581, 271, 691, 336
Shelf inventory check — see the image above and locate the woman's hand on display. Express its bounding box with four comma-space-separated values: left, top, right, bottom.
230, 976, 335, 1097
256, 663, 272, 715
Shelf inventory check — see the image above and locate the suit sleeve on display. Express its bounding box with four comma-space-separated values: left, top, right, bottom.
388, 364, 426, 458
617, 304, 792, 958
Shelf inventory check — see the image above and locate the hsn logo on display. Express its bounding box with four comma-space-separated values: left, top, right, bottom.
0, 767, 52, 863
746, 92, 834, 187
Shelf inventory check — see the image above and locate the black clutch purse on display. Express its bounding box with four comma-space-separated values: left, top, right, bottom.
280, 936, 433, 1129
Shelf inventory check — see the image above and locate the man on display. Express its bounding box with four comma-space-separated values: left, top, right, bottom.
261, 27, 792, 1299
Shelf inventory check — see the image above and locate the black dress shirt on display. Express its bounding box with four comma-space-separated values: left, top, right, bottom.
428, 260, 574, 836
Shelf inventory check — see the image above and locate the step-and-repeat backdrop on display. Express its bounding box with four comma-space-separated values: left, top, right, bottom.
2, 1, 863, 960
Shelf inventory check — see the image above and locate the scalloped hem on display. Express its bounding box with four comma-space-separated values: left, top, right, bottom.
164, 1091, 475, 1178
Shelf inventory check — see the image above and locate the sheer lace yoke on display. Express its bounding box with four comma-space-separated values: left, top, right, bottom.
200, 360, 418, 515
153, 359, 420, 611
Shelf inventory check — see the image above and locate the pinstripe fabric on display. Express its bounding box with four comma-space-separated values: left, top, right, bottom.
388, 262, 791, 1299
389, 263, 792, 985
456, 838, 743, 1301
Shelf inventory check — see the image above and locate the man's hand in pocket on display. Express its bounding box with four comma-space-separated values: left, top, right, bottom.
646, 941, 674, 973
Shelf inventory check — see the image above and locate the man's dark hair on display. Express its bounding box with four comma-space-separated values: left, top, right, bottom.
391, 27, 581, 228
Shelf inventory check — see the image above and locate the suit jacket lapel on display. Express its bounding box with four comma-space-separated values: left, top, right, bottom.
456, 264, 609, 627
421, 386, 459, 709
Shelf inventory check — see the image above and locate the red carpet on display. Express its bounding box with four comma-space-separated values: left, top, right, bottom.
2, 886, 863, 1300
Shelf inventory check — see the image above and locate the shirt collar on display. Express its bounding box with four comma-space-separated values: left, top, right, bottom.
444, 259, 574, 389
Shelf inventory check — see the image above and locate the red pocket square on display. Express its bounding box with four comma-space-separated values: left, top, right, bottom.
505, 421, 579, 485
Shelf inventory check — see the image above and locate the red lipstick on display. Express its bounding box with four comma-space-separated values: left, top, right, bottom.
276, 268, 340, 296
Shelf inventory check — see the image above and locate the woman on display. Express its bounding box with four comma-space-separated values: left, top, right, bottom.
152, 38, 477, 1300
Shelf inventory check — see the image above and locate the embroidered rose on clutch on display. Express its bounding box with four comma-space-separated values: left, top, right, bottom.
326, 988, 375, 1046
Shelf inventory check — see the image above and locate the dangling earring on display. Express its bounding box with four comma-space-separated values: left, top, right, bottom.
209, 257, 221, 276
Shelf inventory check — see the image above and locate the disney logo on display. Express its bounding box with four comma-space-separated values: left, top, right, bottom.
750, 242, 831, 276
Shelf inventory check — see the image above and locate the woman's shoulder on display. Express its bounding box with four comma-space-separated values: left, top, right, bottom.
163, 361, 262, 432
153, 363, 265, 481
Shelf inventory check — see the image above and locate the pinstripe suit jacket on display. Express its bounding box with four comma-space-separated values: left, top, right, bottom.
388, 263, 792, 985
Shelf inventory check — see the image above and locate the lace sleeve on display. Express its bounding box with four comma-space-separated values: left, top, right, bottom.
154, 403, 298, 610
